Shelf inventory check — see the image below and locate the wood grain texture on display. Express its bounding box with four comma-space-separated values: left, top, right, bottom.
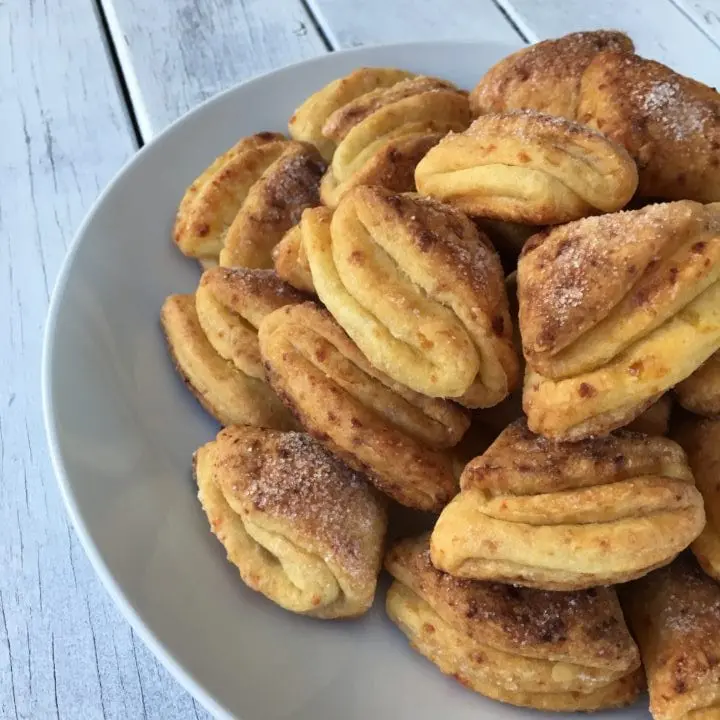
305, 0, 523, 47
100, 0, 329, 139
495, 0, 720, 87
0, 1, 208, 718
671, 0, 720, 49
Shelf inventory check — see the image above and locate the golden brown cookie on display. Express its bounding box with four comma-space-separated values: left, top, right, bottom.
386, 535, 643, 712
470, 30, 634, 118
160, 294, 294, 428
431, 420, 705, 590
518, 201, 720, 440
579, 51, 720, 203
320, 131, 444, 209
290, 69, 470, 207
258, 302, 469, 511
196, 267, 308, 379
672, 415, 720, 582
302, 188, 519, 407
195, 426, 387, 617
621, 554, 720, 720
675, 351, 720, 417
173, 132, 324, 267
289, 67, 413, 160
415, 111, 638, 225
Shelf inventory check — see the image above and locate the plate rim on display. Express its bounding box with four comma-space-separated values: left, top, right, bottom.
41, 39, 520, 720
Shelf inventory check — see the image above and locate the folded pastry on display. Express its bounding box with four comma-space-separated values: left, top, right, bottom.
289, 67, 413, 160
415, 111, 638, 225
431, 420, 705, 590
195, 426, 387, 617
621, 554, 720, 720
676, 350, 720, 417
258, 302, 470, 511
290, 69, 470, 207
672, 416, 720, 582
386, 535, 643, 712
579, 51, 720, 203
272, 221, 315, 294
319, 131, 445, 209
173, 132, 324, 267
195, 266, 308, 375
160, 268, 306, 428
470, 30, 634, 118
518, 201, 720, 439
302, 187, 519, 407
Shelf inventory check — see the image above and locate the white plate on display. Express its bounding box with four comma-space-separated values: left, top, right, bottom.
42, 41, 649, 720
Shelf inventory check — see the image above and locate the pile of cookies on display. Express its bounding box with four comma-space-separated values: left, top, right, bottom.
162, 30, 720, 719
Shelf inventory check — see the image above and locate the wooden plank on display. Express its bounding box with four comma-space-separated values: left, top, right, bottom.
671, 0, 720, 52
100, 0, 329, 140
0, 1, 206, 718
495, 0, 720, 87
306, 0, 524, 48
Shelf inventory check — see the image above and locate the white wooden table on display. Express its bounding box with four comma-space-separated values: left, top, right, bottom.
2, 0, 719, 717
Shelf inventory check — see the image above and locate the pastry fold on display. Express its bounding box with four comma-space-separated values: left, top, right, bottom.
173, 132, 324, 267
258, 302, 469, 511
289, 68, 413, 161
470, 30, 634, 119
302, 187, 519, 407
415, 111, 637, 225
195, 267, 307, 378
430, 420, 705, 590
621, 554, 720, 720
195, 426, 387, 617
676, 351, 720, 417
518, 201, 720, 439
385, 535, 643, 712
289, 69, 470, 208
272, 223, 315, 294
161, 269, 306, 428
672, 416, 720, 582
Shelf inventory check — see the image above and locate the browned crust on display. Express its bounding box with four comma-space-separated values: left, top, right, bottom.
199, 266, 309, 325
218, 140, 326, 268
460, 418, 692, 496
517, 200, 717, 363
579, 51, 720, 203
288, 67, 415, 160
470, 30, 633, 118
201, 426, 387, 585
386, 534, 640, 671
322, 186, 519, 406
320, 132, 442, 208
173, 132, 287, 260
258, 303, 468, 512
321, 76, 459, 142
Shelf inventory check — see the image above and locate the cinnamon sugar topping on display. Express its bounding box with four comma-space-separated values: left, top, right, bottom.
638, 79, 711, 142
245, 432, 381, 578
